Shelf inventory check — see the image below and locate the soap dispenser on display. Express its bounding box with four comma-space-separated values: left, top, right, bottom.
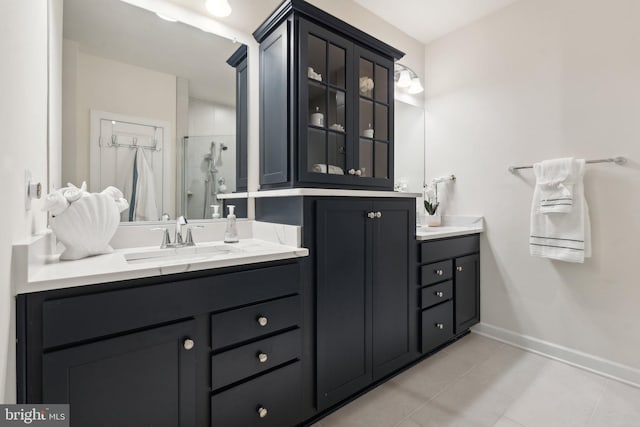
224, 205, 239, 243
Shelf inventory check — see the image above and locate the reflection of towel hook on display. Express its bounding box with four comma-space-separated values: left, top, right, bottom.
111, 135, 118, 146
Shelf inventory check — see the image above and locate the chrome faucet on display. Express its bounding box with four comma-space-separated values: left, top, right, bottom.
152, 216, 201, 249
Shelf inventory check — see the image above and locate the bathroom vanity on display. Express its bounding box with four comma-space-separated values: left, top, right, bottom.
18, 0, 482, 426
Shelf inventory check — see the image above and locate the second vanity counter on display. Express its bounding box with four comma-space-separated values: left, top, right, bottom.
416, 216, 484, 241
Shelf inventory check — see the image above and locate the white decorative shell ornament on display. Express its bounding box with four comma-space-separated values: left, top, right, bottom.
50, 193, 122, 260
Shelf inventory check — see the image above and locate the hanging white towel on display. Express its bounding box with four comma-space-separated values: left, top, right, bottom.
132, 148, 159, 221
117, 148, 136, 222
530, 158, 591, 263
533, 157, 575, 213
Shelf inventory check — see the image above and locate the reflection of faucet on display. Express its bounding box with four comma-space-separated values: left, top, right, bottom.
175, 216, 188, 245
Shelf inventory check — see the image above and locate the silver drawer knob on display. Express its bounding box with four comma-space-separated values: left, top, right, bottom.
183, 339, 195, 350
348, 169, 356, 175
257, 352, 268, 363
435, 269, 444, 276
375, 211, 382, 218
355, 169, 362, 176
435, 323, 444, 330
367, 211, 375, 219
257, 316, 268, 327
457, 266, 463, 272
257, 406, 268, 418
435, 291, 444, 297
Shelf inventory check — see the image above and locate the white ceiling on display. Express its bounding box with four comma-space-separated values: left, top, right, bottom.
353, 0, 520, 44
169, 0, 519, 45
64, 0, 240, 106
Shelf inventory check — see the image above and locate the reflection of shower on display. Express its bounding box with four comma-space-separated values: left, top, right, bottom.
203, 141, 228, 218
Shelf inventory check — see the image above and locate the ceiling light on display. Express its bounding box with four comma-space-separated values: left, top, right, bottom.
205, 0, 232, 17
155, 13, 177, 22
407, 77, 424, 94
397, 70, 411, 88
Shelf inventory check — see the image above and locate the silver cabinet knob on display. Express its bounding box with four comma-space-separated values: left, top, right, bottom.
435, 291, 444, 297
435, 323, 444, 330
457, 266, 463, 272
375, 211, 382, 218
355, 169, 362, 176
183, 339, 195, 350
257, 352, 268, 363
348, 169, 356, 175
435, 269, 444, 276
257, 316, 268, 327
367, 212, 376, 219
257, 407, 268, 418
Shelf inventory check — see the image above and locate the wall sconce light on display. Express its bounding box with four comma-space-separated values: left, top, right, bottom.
205, 0, 232, 17
394, 63, 424, 94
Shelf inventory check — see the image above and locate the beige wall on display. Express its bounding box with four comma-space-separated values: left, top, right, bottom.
425, 0, 640, 378
62, 46, 177, 216
0, 0, 50, 403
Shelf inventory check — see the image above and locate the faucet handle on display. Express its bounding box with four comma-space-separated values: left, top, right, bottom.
184, 225, 204, 247
150, 227, 171, 249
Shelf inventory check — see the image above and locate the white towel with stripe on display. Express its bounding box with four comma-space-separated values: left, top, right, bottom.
530, 158, 591, 263
533, 157, 575, 213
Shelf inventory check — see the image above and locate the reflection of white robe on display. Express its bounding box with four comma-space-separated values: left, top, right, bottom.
119, 148, 159, 221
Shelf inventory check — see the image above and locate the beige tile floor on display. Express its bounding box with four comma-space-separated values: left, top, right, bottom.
312, 333, 640, 427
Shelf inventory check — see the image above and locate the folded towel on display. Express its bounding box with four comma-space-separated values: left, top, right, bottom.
113, 197, 130, 213
312, 164, 345, 175
42, 191, 69, 216
101, 186, 124, 201
63, 187, 83, 203
533, 158, 575, 213
530, 159, 591, 263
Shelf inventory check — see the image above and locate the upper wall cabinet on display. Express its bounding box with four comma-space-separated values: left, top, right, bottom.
254, 0, 404, 191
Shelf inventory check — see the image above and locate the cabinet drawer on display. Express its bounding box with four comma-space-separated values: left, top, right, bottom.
420, 234, 479, 264
41, 263, 299, 349
421, 260, 452, 286
421, 281, 453, 309
421, 301, 454, 353
210, 361, 302, 427
211, 295, 300, 350
211, 329, 301, 391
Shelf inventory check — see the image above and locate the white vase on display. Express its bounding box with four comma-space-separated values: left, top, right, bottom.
50, 193, 121, 260
423, 213, 442, 227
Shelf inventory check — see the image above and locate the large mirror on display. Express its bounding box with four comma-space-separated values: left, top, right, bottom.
394, 100, 425, 216
61, 0, 247, 221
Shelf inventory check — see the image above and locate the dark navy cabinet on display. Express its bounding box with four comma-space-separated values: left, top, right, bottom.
418, 235, 481, 354
227, 45, 249, 192
17, 261, 303, 427
314, 198, 416, 410
254, 0, 404, 190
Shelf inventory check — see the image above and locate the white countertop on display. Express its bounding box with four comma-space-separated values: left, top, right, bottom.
415, 216, 484, 240
217, 188, 420, 199
21, 239, 309, 294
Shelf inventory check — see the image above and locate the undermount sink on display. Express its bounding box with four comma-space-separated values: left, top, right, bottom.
124, 244, 242, 264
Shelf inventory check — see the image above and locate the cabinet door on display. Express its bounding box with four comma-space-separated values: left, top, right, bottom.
260, 22, 290, 185
298, 19, 355, 186
43, 320, 196, 427
371, 200, 416, 378
235, 55, 249, 191
455, 253, 480, 333
353, 47, 394, 189
316, 199, 373, 410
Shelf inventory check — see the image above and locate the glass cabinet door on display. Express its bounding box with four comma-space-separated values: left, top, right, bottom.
356, 49, 393, 181
300, 21, 352, 179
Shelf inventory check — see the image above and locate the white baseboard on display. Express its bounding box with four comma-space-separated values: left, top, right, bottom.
471, 322, 640, 389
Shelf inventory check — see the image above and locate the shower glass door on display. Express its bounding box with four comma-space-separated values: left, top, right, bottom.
181, 135, 235, 219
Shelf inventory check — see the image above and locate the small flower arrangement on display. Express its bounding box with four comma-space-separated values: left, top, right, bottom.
423, 182, 439, 215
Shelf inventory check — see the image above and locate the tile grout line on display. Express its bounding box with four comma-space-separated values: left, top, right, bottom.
392, 342, 506, 427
